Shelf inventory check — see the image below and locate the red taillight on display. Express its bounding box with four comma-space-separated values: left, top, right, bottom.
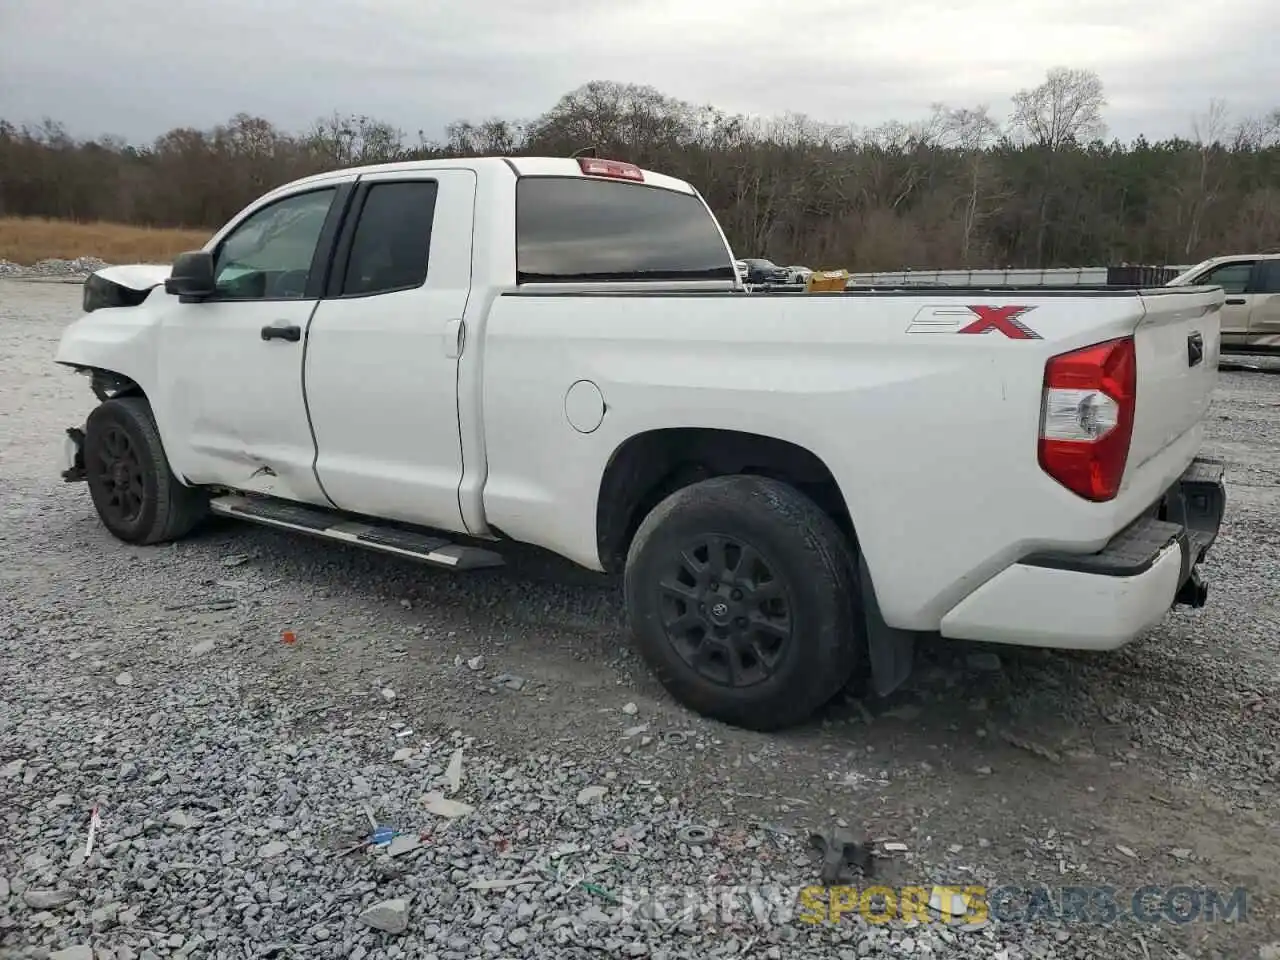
577, 157, 644, 182
1037, 336, 1137, 502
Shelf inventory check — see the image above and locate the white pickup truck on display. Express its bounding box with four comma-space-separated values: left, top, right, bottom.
54, 155, 1228, 730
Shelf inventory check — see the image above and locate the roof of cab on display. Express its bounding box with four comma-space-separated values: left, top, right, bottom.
277, 156, 696, 196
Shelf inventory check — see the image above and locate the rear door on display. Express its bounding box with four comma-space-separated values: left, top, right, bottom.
303, 168, 476, 532
1245, 259, 1280, 344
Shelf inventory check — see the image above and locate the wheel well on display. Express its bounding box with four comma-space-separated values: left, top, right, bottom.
67, 366, 144, 402
595, 428, 854, 573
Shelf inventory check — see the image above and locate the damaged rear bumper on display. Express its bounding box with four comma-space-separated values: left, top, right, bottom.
938, 457, 1227, 650
1020, 456, 1226, 608
61, 426, 86, 482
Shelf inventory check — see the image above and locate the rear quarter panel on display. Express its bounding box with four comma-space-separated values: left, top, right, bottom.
478, 290, 1188, 630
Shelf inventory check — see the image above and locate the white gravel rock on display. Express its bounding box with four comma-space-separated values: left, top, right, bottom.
359, 898, 409, 934
577, 784, 608, 805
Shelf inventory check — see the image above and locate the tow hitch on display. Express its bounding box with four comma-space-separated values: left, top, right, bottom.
1174, 567, 1208, 608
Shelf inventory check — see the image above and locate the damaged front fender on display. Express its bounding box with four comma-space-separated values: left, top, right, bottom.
56, 268, 166, 404
82, 264, 173, 313
92, 263, 173, 293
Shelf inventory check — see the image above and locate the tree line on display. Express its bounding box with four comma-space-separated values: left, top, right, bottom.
2, 68, 1278, 271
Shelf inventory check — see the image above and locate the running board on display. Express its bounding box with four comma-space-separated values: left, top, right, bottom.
209, 495, 505, 571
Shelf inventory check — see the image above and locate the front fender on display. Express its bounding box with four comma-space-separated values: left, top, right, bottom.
93, 263, 172, 292
54, 295, 163, 403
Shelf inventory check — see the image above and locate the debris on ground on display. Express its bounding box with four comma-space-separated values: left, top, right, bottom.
677, 824, 713, 844
808, 827, 874, 885
999, 729, 1063, 764
422, 791, 474, 818
444, 746, 464, 793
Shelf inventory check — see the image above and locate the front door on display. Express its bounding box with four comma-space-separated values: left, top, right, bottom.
303, 169, 476, 532
155, 183, 352, 505
1190, 259, 1255, 345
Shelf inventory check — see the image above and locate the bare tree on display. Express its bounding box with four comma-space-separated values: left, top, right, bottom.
940, 105, 1003, 264
1010, 67, 1108, 148
1009, 67, 1107, 264
3, 77, 1279, 272
1180, 99, 1230, 257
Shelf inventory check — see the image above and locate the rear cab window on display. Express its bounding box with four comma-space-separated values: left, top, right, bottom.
515, 176, 735, 284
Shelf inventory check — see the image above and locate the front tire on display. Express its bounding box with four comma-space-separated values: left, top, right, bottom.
84, 396, 208, 545
623, 475, 864, 731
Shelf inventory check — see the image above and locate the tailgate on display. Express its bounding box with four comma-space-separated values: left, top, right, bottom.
1127, 287, 1222, 471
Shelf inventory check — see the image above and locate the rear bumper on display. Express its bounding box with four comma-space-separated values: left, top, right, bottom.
939, 457, 1226, 650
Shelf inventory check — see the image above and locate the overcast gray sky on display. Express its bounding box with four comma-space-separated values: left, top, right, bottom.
1, 0, 1275, 146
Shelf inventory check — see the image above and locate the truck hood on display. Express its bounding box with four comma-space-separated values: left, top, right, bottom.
94, 263, 172, 291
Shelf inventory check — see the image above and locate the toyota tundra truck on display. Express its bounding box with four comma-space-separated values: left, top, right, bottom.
53, 155, 1228, 730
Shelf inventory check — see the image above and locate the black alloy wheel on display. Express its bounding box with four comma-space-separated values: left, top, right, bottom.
659, 534, 793, 688
90, 423, 147, 526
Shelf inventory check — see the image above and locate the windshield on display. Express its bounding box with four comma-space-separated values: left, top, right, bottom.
1167, 259, 1215, 285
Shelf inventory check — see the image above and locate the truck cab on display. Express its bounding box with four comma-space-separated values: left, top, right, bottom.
1169, 253, 1280, 354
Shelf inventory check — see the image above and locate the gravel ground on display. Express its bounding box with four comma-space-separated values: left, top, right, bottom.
1, 279, 1277, 960
0, 258, 109, 280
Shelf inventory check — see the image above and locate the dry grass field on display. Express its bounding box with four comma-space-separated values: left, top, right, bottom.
0, 217, 211, 265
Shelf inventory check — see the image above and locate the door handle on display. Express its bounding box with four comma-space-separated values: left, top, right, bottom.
1225, 298, 1246, 305
261, 323, 301, 342
1187, 332, 1203, 367
443, 318, 465, 359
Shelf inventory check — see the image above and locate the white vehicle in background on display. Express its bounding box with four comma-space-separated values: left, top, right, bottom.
1168, 253, 1280, 354
54, 154, 1227, 731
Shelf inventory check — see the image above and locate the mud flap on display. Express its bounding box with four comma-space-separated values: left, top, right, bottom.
62, 426, 87, 482
859, 553, 917, 697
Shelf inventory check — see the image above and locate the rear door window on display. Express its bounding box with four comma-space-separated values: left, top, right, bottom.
336, 180, 438, 297
1252, 260, 1280, 294
515, 177, 735, 283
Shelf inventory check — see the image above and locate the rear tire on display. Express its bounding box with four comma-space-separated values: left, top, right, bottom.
84, 396, 208, 545
623, 474, 863, 731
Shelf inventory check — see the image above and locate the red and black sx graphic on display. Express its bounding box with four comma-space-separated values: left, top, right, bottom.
957, 305, 1041, 340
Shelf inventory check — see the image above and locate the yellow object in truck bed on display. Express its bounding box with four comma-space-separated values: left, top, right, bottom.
805, 269, 849, 292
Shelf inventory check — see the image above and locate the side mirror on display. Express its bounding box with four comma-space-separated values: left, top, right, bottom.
164, 250, 216, 302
